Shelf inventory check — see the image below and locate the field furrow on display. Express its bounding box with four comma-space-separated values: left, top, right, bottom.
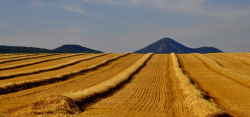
79, 54, 193, 116
0, 54, 144, 116
0, 53, 59, 64
172, 53, 227, 117
0, 53, 102, 79
0, 54, 15, 56
0, 54, 15, 57
222, 53, 250, 65
0, 54, 35, 60
0, 53, 86, 71
0, 54, 72, 68
0, 53, 120, 94
231, 53, 250, 58
0, 53, 248, 116
178, 54, 250, 117
193, 53, 250, 88
205, 53, 250, 75
0, 54, 111, 83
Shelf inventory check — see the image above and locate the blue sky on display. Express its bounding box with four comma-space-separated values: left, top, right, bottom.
0, 0, 250, 53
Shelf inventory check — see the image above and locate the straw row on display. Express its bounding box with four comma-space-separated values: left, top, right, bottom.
0, 53, 105, 80
0, 53, 60, 64
66, 53, 153, 102
0, 53, 131, 94
29, 53, 153, 114
223, 53, 250, 65
193, 53, 250, 88
0, 53, 87, 71
0, 54, 35, 60
171, 53, 227, 117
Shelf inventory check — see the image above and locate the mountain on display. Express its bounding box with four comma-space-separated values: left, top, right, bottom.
0, 45, 57, 53
53, 44, 103, 53
194, 47, 223, 53
0, 40, 222, 54
134, 37, 222, 54
0, 44, 102, 53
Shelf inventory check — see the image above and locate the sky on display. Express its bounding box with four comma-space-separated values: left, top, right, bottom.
0, 0, 250, 53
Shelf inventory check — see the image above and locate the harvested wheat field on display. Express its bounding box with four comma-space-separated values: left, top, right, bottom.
0, 53, 249, 117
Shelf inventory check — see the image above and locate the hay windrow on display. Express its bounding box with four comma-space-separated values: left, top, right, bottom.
0, 53, 106, 80
223, 53, 250, 65
65, 53, 153, 102
28, 53, 153, 114
0, 53, 131, 94
28, 95, 80, 115
0, 53, 60, 64
0, 54, 35, 60
193, 53, 250, 88
0, 53, 87, 71
171, 53, 228, 117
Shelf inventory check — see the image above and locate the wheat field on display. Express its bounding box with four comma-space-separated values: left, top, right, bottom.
0, 53, 249, 116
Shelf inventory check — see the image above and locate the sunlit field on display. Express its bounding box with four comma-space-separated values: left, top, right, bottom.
0, 53, 249, 116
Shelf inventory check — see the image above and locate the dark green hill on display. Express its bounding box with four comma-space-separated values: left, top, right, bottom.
134, 37, 222, 54
53, 44, 103, 53
0, 45, 57, 53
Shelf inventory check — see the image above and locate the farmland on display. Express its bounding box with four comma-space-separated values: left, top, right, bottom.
0, 53, 249, 116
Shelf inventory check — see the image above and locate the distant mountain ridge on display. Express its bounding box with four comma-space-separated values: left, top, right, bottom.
0, 38, 222, 54
0, 44, 102, 53
0, 45, 57, 53
134, 37, 222, 54
53, 44, 102, 53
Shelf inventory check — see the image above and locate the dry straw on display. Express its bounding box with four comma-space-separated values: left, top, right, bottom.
171, 53, 226, 117
0, 53, 131, 94
0, 53, 60, 64
65, 53, 153, 102
0, 54, 34, 60
0, 53, 105, 79
0, 53, 87, 71
193, 53, 250, 88
29, 53, 153, 114
223, 53, 250, 65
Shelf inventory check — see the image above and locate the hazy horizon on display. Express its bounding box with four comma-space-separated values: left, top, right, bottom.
1, 0, 250, 53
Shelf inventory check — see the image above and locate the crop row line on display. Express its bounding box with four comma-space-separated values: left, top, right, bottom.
193, 53, 250, 88
67, 53, 152, 102
0, 54, 35, 60
29, 53, 153, 114
0, 53, 87, 71
0, 53, 130, 94
171, 53, 227, 117
223, 53, 250, 65
0, 53, 60, 64
0, 54, 14, 56
0, 53, 103, 80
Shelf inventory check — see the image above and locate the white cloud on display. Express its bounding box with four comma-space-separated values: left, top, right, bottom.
31, 0, 43, 7
61, 6, 109, 20
82, 0, 127, 5
82, 0, 250, 22
2, 0, 249, 53
62, 6, 87, 15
